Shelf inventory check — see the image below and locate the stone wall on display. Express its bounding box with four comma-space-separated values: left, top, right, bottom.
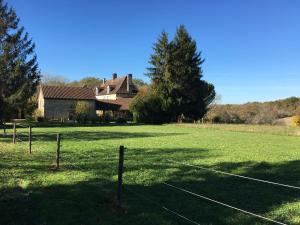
37, 90, 45, 116
44, 99, 96, 120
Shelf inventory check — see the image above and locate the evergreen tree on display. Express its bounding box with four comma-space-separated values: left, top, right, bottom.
147, 31, 169, 86
145, 25, 215, 122
0, 0, 40, 121
168, 25, 215, 120
146, 31, 173, 118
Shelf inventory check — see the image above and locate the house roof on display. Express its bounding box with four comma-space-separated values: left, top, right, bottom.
40, 85, 96, 100
96, 97, 132, 111
97, 75, 138, 95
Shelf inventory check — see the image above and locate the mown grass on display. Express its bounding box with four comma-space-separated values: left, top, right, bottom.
0, 124, 300, 225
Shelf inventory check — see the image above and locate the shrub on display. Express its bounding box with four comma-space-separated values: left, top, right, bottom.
295, 106, 300, 116
75, 101, 91, 123
25, 115, 34, 122
103, 112, 111, 123
291, 106, 300, 127
251, 107, 277, 125
130, 90, 166, 124
33, 109, 44, 122
91, 117, 98, 124
116, 117, 127, 124
291, 116, 300, 127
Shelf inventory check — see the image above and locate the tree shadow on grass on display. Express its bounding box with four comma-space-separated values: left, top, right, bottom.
0, 130, 187, 144
5, 131, 186, 142
155, 160, 300, 225
1, 123, 146, 129
1, 148, 300, 225
30, 122, 148, 128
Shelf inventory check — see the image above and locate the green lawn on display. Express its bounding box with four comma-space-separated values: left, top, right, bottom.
1, 124, 300, 225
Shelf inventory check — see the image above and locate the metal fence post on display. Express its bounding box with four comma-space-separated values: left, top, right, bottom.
117, 145, 125, 207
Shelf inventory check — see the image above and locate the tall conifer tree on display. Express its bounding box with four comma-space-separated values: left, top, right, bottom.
168, 25, 215, 120
147, 31, 169, 86
0, 0, 40, 121
146, 25, 215, 121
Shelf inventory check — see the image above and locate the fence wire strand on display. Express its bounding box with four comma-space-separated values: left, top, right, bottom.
15, 124, 29, 128
167, 159, 300, 190
163, 182, 287, 225
16, 134, 28, 143
126, 187, 201, 225
2, 128, 293, 225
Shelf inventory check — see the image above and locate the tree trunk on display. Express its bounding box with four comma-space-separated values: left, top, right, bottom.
18, 107, 22, 119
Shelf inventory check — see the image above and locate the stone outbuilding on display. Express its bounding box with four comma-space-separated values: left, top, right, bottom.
37, 85, 96, 120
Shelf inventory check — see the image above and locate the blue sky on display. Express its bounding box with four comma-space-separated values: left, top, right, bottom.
9, 0, 300, 103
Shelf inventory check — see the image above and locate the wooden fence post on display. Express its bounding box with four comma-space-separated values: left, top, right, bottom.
28, 126, 32, 154
13, 122, 16, 144
117, 145, 125, 207
3, 122, 6, 137
56, 133, 61, 169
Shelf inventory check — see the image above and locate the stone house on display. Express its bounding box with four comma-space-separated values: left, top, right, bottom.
37, 85, 96, 120
37, 73, 139, 120
95, 73, 138, 119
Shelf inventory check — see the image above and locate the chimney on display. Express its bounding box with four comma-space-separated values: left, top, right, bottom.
112, 73, 117, 80
102, 78, 106, 85
127, 74, 132, 93
95, 87, 99, 95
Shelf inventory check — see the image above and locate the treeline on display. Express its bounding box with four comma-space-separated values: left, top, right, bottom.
206, 97, 300, 124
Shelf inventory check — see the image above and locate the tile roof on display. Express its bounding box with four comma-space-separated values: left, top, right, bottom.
101, 77, 125, 87
40, 85, 96, 100
97, 75, 138, 95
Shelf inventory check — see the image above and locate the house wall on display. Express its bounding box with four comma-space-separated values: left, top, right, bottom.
96, 94, 117, 100
44, 99, 96, 120
38, 90, 45, 117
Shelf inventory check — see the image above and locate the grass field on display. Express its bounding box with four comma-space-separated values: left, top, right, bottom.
1, 124, 300, 225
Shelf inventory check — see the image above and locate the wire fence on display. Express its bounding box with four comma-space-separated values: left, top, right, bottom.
15, 123, 30, 128
126, 187, 202, 225
166, 159, 300, 190
123, 167, 292, 225
163, 182, 287, 225
123, 159, 298, 224
1, 124, 297, 224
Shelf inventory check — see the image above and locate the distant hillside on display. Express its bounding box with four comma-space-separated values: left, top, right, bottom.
205, 97, 300, 124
